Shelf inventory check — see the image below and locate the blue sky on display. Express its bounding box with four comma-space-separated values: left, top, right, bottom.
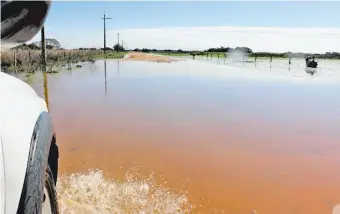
45, 1, 340, 29
32, 1, 340, 52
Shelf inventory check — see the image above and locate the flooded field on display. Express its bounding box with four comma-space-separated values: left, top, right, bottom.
28, 57, 340, 213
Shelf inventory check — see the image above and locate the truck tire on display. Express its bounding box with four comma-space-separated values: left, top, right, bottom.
17, 113, 55, 214
42, 165, 59, 214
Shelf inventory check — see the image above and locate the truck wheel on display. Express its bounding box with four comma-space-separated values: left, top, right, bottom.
42, 165, 59, 214
17, 113, 57, 214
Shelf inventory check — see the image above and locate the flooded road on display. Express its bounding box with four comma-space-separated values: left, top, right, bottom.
30, 58, 340, 213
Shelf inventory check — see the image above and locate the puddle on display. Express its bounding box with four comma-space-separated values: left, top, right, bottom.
27, 58, 340, 213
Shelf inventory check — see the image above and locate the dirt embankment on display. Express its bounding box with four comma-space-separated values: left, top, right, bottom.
122, 52, 181, 63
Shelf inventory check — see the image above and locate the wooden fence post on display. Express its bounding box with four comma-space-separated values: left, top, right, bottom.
41, 26, 47, 72
28, 51, 31, 64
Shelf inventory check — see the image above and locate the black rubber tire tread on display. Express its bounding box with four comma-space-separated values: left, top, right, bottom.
44, 165, 59, 214
17, 113, 53, 214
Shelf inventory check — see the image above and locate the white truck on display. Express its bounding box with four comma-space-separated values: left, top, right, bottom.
1, 1, 59, 213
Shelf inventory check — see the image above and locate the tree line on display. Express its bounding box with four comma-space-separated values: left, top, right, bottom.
12, 41, 340, 59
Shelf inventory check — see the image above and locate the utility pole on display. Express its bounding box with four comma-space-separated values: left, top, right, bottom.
102, 11, 111, 55
122, 40, 124, 48
117, 32, 120, 46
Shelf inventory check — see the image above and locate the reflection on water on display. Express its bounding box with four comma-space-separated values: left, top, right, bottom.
104, 60, 107, 97
117, 59, 120, 77
30, 59, 340, 213
104, 60, 122, 97
43, 71, 49, 111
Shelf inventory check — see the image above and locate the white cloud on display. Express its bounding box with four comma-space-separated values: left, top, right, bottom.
107, 26, 340, 53
29, 26, 340, 53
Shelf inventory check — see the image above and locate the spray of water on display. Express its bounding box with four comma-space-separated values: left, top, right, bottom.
227, 48, 249, 62
57, 168, 194, 214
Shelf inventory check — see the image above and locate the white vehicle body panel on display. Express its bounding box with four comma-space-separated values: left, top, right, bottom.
1, 136, 5, 214
0, 72, 48, 214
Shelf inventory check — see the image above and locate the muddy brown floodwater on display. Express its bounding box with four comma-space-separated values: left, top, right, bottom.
29, 57, 340, 214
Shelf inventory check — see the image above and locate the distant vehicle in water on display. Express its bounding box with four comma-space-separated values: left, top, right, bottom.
305, 56, 318, 75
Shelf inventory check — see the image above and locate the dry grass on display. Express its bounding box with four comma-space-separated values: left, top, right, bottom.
123, 52, 181, 63
1, 49, 103, 73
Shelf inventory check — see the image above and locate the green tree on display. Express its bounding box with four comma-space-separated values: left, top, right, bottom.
113, 44, 125, 51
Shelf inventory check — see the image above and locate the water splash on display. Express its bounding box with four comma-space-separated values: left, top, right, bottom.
227, 48, 249, 62
56, 168, 194, 213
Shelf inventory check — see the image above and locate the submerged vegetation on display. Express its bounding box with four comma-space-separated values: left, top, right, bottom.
1, 49, 126, 73
1, 43, 127, 73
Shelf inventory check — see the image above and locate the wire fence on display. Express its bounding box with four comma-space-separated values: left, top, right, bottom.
1, 49, 105, 73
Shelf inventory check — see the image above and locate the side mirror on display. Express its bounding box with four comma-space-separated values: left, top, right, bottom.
1, 1, 51, 51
